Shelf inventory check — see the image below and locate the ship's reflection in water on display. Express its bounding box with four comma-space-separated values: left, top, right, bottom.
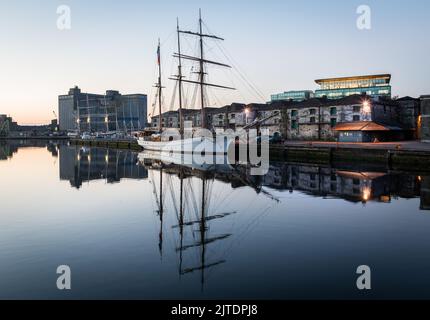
1, 141, 430, 299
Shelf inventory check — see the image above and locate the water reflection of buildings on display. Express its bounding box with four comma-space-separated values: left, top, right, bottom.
261, 163, 428, 209
421, 176, 430, 210
143, 156, 429, 211
59, 145, 148, 188
0, 142, 17, 160
0, 140, 61, 160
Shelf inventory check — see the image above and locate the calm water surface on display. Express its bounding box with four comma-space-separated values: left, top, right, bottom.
0, 140, 430, 299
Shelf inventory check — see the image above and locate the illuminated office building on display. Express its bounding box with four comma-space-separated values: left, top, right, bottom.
314, 74, 392, 99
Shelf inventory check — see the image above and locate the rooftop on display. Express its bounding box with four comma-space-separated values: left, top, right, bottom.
315, 74, 391, 84
334, 121, 403, 132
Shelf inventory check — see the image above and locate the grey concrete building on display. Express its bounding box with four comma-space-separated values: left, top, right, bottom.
58, 86, 147, 132
421, 95, 430, 142
282, 95, 407, 142
150, 94, 417, 142
0, 115, 10, 136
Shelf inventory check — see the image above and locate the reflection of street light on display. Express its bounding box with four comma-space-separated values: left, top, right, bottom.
362, 186, 371, 202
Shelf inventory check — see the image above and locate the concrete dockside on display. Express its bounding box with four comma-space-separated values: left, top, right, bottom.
270, 144, 430, 172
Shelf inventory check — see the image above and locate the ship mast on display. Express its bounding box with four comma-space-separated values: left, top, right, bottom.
155, 39, 163, 133
172, 9, 235, 130
198, 9, 205, 129
177, 18, 184, 135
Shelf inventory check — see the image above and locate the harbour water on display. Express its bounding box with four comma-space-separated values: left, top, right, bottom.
1, 140, 430, 299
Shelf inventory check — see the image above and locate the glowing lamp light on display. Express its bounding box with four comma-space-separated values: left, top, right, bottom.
76, 119, 80, 124
363, 100, 371, 113
87, 117, 91, 123
105, 117, 109, 123
244, 108, 250, 114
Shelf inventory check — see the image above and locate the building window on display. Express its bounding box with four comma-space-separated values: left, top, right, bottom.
291, 120, 298, 129
353, 115, 360, 121
310, 117, 316, 124
310, 109, 317, 115
330, 107, 337, 116
353, 105, 361, 112
291, 110, 298, 117
330, 118, 337, 128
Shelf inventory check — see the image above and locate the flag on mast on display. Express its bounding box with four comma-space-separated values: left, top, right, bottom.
157, 41, 161, 65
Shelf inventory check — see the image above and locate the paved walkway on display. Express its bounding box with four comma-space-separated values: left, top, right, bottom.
283, 140, 430, 152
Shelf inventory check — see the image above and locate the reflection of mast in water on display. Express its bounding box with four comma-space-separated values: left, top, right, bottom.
175, 173, 231, 292
159, 165, 164, 258
150, 163, 164, 259
178, 169, 185, 277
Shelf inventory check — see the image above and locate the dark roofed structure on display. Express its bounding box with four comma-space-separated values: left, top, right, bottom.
334, 121, 403, 132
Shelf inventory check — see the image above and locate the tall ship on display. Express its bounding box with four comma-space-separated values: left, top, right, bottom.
138, 10, 236, 154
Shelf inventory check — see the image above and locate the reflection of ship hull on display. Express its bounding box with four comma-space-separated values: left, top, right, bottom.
138, 149, 234, 173
137, 136, 233, 155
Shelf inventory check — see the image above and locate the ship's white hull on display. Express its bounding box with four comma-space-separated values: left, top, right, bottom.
137, 136, 233, 155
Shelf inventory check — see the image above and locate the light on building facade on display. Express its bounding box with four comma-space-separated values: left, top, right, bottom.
362, 100, 371, 113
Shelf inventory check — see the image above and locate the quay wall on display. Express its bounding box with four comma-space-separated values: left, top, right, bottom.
271, 145, 430, 172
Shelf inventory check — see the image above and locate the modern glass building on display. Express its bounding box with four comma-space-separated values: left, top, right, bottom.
314, 74, 392, 99
271, 90, 314, 102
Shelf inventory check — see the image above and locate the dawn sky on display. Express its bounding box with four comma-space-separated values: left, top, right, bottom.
0, 0, 429, 124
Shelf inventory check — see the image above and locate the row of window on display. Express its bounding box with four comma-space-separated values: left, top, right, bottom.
290, 106, 362, 118
290, 115, 360, 130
